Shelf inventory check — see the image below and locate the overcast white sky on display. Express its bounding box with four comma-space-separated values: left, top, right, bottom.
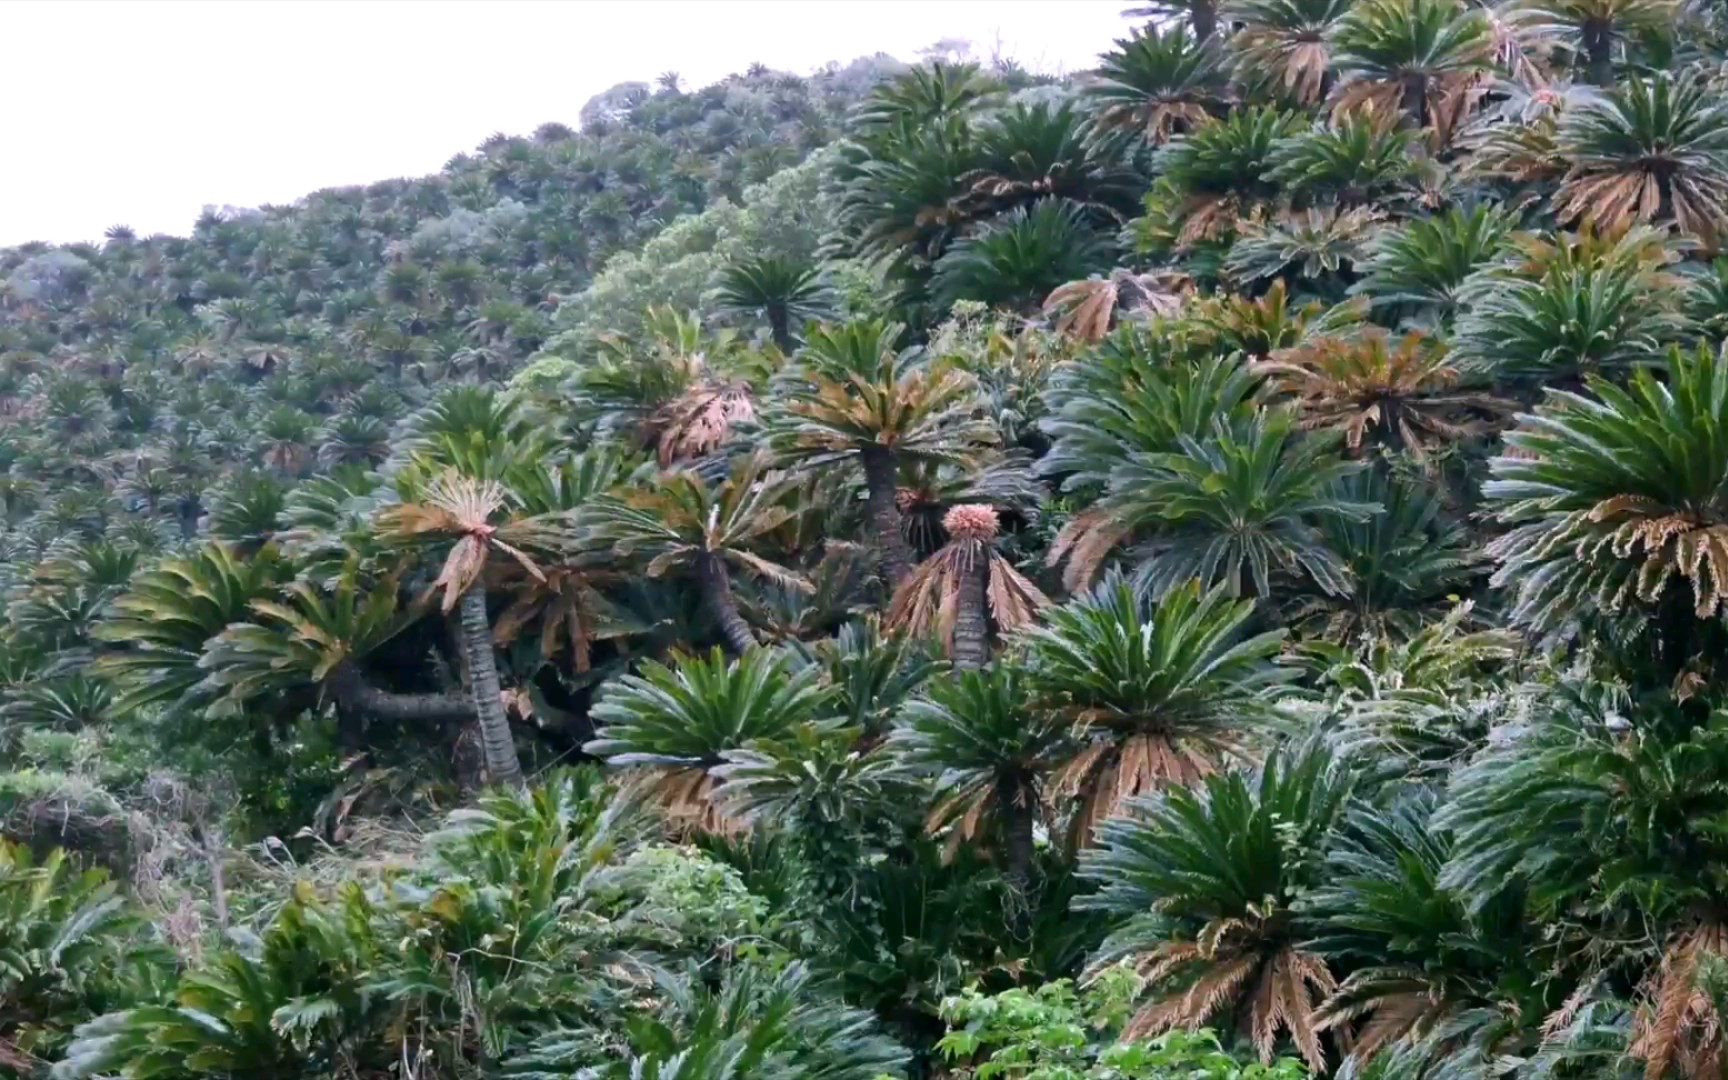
2, 0, 1130, 247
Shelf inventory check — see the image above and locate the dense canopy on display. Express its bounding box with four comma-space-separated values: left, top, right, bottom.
7, 7, 1728, 1078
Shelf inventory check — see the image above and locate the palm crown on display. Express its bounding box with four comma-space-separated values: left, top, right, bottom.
1022, 576, 1290, 845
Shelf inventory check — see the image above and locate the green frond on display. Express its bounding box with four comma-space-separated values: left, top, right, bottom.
93, 543, 289, 717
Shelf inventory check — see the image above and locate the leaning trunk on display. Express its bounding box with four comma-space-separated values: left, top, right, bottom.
1583, 20, 1613, 87
700, 553, 759, 655
458, 583, 524, 789
997, 773, 1036, 896
950, 542, 990, 671
861, 445, 915, 588
329, 661, 475, 725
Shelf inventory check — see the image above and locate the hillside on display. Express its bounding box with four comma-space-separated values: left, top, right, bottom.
8, 3, 1728, 1078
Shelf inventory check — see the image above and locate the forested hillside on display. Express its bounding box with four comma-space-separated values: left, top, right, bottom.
8, 2, 1728, 1076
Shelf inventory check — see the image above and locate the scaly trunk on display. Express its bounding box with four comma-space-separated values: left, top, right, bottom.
177, 495, 202, 541
1401, 73, 1428, 128
951, 542, 990, 671
997, 773, 1035, 896
1583, 20, 1613, 87
1190, 0, 1217, 41
329, 661, 475, 725
862, 445, 915, 589
768, 302, 794, 354
459, 583, 524, 789
700, 553, 759, 654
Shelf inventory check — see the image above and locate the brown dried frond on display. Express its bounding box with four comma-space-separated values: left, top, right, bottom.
1557, 158, 1728, 247
987, 554, 1048, 634
1588, 497, 1728, 617
1044, 270, 1191, 343
1179, 194, 1250, 247
887, 531, 1048, 655
492, 565, 610, 672
629, 767, 746, 836
1053, 732, 1225, 848
382, 471, 545, 610
926, 782, 993, 861
1048, 510, 1133, 593
1233, 21, 1332, 105
1120, 926, 1334, 1072
1631, 922, 1728, 1080
1257, 330, 1513, 461
651, 380, 755, 465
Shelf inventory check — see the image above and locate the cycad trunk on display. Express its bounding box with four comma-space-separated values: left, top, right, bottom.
1583, 20, 1613, 87
329, 661, 476, 726
1190, 0, 1217, 41
1401, 73, 1428, 128
700, 553, 759, 654
951, 543, 989, 671
458, 583, 525, 789
996, 773, 1035, 896
861, 445, 915, 589
767, 303, 794, 354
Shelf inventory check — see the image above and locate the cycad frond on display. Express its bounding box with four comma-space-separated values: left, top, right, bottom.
1555, 72, 1728, 243
1079, 745, 1355, 1069
93, 542, 288, 717
1024, 575, 1291, 843
586, 648, 833, 831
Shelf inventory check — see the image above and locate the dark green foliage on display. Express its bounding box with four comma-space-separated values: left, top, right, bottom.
931, 200, 1116, 314
8, 18, 1728, 1080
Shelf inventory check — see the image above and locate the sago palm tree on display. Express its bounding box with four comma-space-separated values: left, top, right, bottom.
93, 542, 289, 718
1146, 106, 1306, 246
1350, 204, 1518, 323
1330, 0, 1494, 128
805, 617, 940, 738
580, 453, 807, 655
1287, 469, 1485, 641
1437, 683, 1728, 1078
1541, 0, 1681, 85
712, 254, 833, 354
1554, 72, 1728, 243
377, 470, 559, 788
958, 102, 1146, 226
1101, 412, 1375, 599
1021, 575, 1291, 845
1079, 745, 1356, 1071
1254, 327, 1514, 463
885, 504, 1047, 670
585, 647, 831, 832
1184, 278, 1367, 361
571, 308, 756, 468
1086, 23, 1228, 146
1225, 0, 1355, 105
197, 568, 468, 741
1450, 226, 1691, 382
1307, 790, 1543, 1074
1222, 204, 1382, 289
929, 200, 1116, 315
890, 664, 1069, 893
711, 722, 916, 843
1266, 114, 1417, 206
1483, 344, 1728, 671
491, 451, 636, 674
769, 319, 995, 587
